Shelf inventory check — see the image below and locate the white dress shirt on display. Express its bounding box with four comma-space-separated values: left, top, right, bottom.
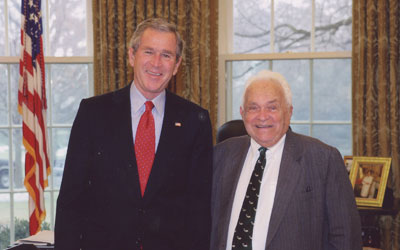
226, 135, 286, 250
130, 82, 165, 151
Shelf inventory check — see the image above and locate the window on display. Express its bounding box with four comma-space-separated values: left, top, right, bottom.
219, 0, 352, 156
0, 0, 93, 247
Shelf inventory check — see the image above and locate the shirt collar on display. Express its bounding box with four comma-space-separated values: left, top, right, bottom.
250, 133, 287, 156
130, 81, 166, 115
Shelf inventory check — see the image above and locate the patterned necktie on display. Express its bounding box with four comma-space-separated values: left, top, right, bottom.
135, 101, 155, 197
232, 147, 267, 249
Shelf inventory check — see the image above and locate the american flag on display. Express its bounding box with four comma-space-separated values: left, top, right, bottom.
18, 0, 50, 235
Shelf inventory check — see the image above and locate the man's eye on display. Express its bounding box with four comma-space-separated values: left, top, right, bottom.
269, 106, 277, 111
144, 50, 153, 55
247, 106, 259, 112
162, 53, 172, 59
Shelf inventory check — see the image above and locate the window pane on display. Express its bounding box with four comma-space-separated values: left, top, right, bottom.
315, 0, 352, 51
49, 0, 87, 56
233, 0, 270, 53
12, 129, 24, 190
51, 64, 90, 125
0, 1, 5, 56
229, 60, 270, 119
0, 193, 11, 249
272, 59, 310, 121
52, 128, 71, 189
0, 65, 8, 125
275, 0, 311, 52
13, 193, 30, 241
51, 191, 59, 229
42, 192, 52, 229
290, 124, 310, 136
10, 64, 22, 126
0, 129, 10, 190
7, 0, 21, 57
313, 59, 351, 121
312, 124, 352, 156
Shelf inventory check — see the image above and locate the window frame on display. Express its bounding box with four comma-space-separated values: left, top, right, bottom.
218, 0, 352, 126
0, 0, 94, 244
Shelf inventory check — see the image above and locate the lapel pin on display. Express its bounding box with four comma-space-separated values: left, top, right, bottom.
175, 122, 182, 127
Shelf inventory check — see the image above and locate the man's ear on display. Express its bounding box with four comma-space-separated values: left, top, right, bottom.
172, 56, 183, 76
289, 105, 293, 118
128, 47, 135, 68
240, 106, 244, 118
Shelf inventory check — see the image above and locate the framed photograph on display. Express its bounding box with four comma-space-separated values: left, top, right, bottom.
343, 155, 353, 174
349, 156, 391, 207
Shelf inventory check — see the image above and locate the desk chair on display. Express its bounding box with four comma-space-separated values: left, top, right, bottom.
216, 119, 248, 144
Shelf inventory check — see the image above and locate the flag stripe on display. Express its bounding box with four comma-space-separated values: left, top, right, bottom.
18, 0, 50, 235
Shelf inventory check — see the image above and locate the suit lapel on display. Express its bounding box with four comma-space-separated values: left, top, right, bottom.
265, 130, 303, 248
218, 136, 250, 246
111, 84, 143, 199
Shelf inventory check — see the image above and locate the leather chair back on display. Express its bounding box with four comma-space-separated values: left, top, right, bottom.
216, 119, 248, 144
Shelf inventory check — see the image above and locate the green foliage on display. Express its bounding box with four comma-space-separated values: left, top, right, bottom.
0, 219, 50, 249
0, 223, 10, 250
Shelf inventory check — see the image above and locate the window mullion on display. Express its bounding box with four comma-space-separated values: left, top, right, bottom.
309, 59, 314, 136
46, 63, 55, 230
7, 63, 15, 245
226, 62, 233, 121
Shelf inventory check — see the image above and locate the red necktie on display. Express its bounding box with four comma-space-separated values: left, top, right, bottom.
135, 101, 155, 196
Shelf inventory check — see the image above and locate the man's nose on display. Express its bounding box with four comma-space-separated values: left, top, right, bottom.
258, 108, 270, 119
151, 54, 162, 66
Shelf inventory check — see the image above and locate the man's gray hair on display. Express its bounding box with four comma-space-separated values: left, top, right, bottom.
129, 18, 184, 61
241, 70, 293, 108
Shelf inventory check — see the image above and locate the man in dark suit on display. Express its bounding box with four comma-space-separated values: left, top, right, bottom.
211, 70, 362, 250
55, 18, 213, 250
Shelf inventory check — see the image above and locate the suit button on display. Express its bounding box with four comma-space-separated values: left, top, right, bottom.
138, 208, 145, 214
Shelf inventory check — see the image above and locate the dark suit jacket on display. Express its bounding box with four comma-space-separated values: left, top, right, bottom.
55, 84, 213, 250
211, 130, 362, 250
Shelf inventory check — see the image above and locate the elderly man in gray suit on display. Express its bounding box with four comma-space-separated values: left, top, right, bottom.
211, 70, 362, 250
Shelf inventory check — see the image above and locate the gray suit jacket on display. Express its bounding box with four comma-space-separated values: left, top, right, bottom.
211, 130, 362, 250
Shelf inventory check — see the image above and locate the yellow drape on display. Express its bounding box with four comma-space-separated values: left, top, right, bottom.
352, 1, 400, 249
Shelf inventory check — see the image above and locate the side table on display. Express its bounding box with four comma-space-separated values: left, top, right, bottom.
357, 188, 400, 250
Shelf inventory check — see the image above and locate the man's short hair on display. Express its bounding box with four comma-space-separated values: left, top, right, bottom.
129, 18, 184, 62
241, 70, 293, 108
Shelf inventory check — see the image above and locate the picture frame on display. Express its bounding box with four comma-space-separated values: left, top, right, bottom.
343, 155, 353, 174
349, 156, 391, 207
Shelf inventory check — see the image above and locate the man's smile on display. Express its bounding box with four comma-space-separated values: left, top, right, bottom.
146, 70, 162, 76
